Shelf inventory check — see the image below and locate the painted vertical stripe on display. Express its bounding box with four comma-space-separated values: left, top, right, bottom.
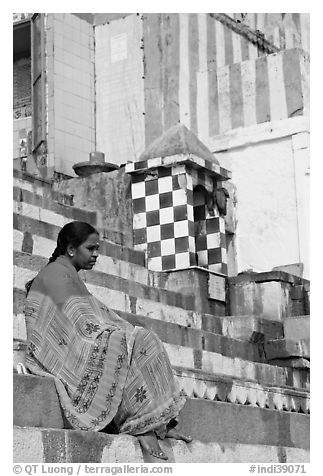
207, 15, 220, 136
197, 72, 209, 140
197, 13, 209, 141
223, 25, 233, 65
143, 14, 163, 146
267, 53, 288, 121
300, 14, 310, 52
229, 63, 244, 129
179, 14, 190, 128
279, 25, 286, 49
255, 56, 271, 124
273, 26, 280, 48
217, 65, 231, 133
206, 14, 216, 71
247, 13, 256, 30
198, 13, 208, 72
232, 31, 242, 64
188, 13, 199, 134
292, 13, 301, 32
291, 14, 302, 49
248, 42, 258, 60
256, 13, 266, 32
299, 52, 310, 116
162, 13, 180, 131
215, 20, 225, 68
255, 13, 266, 58
241, 60, 257, 127
292, 13, 301, 48
240, 36, 250, 62
285, 27, 294, 49
283, 49, 303, 118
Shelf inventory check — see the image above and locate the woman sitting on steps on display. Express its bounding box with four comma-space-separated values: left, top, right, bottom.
24, 221, 192, 460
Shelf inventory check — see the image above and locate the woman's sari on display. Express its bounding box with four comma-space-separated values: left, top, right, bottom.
24, 255, 186, 434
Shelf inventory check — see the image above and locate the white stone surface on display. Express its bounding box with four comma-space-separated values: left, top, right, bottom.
101, 435, 144, 463
284, 316, 310, 341
32, 235, 55, 258
13, 229, 24, 252
95, 14, 145, 165
215, 134, 309, 276
13, 427, 310, 463
179, 13, 190, 129
13, 313, 27, 341
13, 266, 37, 290
13, 427, 44, 463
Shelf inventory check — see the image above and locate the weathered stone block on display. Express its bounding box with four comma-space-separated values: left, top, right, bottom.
13, 426, 310, 463
284, 315, 310, 341
13, 374, 64, 429
54, 168, 133, 247
265, 338, 310, 360
228, 271, 309, 320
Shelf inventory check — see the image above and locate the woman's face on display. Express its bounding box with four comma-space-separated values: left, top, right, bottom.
69, 233, 100, 271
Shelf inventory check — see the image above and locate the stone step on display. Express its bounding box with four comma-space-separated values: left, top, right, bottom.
283, 315, 310, 341
228, 271, 310, 320
13, 168, 130, 246
13, 186, 97, 228
13, 245, 195, 316
14, 265, 309, 391
265, 338, 310, 361
13, 426, 309, 463
14, 334, 308, 393
13, 375, 309, 451
172, 367, 309, 413
13, 284, 284, 345
13, 203, 222, 315
13, 170, 74, 205
13, 253, 201, 329
13, 288, 269, 365
14, 185, 225, 315
14, 320, 309, 416
14, 208, 145, 269
14, 252, 287, 340
14, 262, 309, 390
213, 314, 284, 341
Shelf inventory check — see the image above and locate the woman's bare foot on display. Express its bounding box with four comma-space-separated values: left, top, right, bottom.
137, 432, 168, 460
165, 428, 192, 443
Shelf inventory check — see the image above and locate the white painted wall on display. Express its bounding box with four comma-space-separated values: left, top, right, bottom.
216, 125, 310, 278
95, 15, 145, 165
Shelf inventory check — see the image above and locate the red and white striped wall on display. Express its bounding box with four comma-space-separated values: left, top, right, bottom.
142, 13, 309, 147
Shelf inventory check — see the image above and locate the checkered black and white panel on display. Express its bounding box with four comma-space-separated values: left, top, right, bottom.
130, 162, 228, 275
190, 169, 227, 275
132, 166, 196, 271
125, 154, 232, 182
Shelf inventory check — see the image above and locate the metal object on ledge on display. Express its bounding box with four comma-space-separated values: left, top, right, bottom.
73, 152, 119, 177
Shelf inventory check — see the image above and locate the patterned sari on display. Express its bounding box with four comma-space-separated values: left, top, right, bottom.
24, 256, 186, 435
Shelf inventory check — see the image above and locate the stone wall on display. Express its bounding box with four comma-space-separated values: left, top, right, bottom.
54, 167, 133, 246
213, 119, 310, 278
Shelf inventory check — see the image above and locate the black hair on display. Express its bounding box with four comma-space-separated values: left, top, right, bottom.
25, 221, 99, 295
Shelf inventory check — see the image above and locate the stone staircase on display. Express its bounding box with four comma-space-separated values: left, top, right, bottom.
13, 170, 310, 463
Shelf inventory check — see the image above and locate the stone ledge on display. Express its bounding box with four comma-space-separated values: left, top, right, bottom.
265, 339, 310, 361
13, 251, 196, 314
14, 214, 145, 267
173, 366, 310, 413
14, 287, 285, 344
13, 374, 310, 448
14, 332, 308, 389
13, 426, 310, 463
284, 316, 310, 341
228, 271, 310, 286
